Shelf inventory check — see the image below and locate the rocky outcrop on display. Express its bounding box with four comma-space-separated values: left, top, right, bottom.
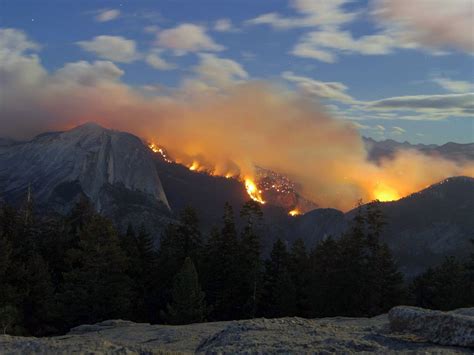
389, 306, 474, 347
0, 123, 169, 209
0, 123, 172, 237
0, 307, 472, 354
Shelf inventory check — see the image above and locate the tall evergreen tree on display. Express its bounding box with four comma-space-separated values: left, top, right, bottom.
308, 237, 342, 317
204, 203, 241, 320
121, 225, 157, 322
261, 239, 296, 317
59, 211, 132, 330
411, 256, 470, 310
289, 238, 311, 317
164, 257, 206, 325
21, 254, 56, 335
156, 207, 203, 319
239, 200, 263, 318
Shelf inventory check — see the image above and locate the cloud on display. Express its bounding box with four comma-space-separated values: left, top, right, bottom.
391, 126, 406, 135
194, 53, 248, 86
144, 25, 160, 34
282, 71, 354, 102
368, 93, 474, 114
286, 0, 473, 62
214, 19, 236, 32
432, 77, 473, 93
145, 50, 175, 70
53, 60, 124, 85
352, 122, 386, 136
180, 54, 248, 96
77, 35, 139, 63
246, 0, 358, 29
241, 51, 256, 61
0, 27, 40, 55
95, 9, 120, 22
0, 28, 46, 115
292, 28, 412, 63
2, 28, 473, 211
373, 0, 474, 52
156, 24, 224, 54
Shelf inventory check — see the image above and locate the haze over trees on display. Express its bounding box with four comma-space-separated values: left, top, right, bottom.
0, 196, 472, 336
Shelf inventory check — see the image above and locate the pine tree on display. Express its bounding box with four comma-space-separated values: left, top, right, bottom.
411, 256, 469, 310
21, 254, 56, 336
59, 211, 132, 330
204, 203, 241, 320
121, 225, 157, 322
164, 257, 206, 325
362, 202, 404, 316
308, 237, 342, 317
239, 200, 263, 318
261, 239, 296, 317
289, 238, 311, 317
176, 207, 203, 263
0, 217, 17, 334
158, 207, 203, 280
0, 305, 18, 335
156, 207, 204, 320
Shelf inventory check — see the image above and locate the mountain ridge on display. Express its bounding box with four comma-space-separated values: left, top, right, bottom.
1, 123, 472, 275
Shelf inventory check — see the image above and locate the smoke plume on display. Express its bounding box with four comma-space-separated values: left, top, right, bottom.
1, 28, 473, 211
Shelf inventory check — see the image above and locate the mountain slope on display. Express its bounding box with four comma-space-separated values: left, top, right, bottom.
364, 137, 474, 162
1, 124, 472, 275
0, 123, 171, 234
287, 177, 473, 276
369, 176, 474, 276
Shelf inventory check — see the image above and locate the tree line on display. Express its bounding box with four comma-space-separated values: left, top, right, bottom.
0, 196, 472, 336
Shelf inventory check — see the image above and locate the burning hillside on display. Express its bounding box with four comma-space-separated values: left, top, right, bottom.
148, 142, 314, 215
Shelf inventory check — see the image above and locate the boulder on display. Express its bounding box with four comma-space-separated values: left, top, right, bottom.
389, 306, 474, 347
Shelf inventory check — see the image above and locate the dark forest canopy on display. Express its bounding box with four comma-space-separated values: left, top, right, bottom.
0, 196, 472, 336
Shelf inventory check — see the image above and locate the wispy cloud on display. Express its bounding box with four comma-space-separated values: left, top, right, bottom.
391, 126, 406, 135
77, 36, 139, 63
432, 77, 473, 93
95, 9, 120, 23
282, 71, 355, 103
213, 19, 238, 32
156, 24, 224, 54
368, 93, 474, 113
145, 49, 175, 70
373, 0, 474, 52
246, 0, 357, 29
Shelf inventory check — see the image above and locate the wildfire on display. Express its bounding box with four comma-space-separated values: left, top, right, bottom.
148, 142, 172, 163
245, 178, 265, 204
373, 183, 400, 202
288, 209, 301, 217
189, 161, 199, 171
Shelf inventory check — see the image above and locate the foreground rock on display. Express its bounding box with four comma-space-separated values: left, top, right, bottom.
0, 307, 472, 354
389, 306, 474, 347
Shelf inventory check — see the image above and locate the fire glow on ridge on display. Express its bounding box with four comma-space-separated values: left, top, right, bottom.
373, 183, 400, 202
245, 178, 266, 204
148, 142, 266, 205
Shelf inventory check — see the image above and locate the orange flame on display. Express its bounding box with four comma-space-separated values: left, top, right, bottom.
148, 142, 172, 163
288, 209, 301, 216
245, 178, 265, 204
373, 183, 400, 202
189, 161, 200, 171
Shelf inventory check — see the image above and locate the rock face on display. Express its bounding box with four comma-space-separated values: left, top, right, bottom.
389, 306, 474, 347
0, 307, 472, 354
0, 123, 172, 235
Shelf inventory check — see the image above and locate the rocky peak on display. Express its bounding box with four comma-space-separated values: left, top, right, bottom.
0, 122, 170, 215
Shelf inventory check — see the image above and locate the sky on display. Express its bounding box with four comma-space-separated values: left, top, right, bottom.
0, 0, 473, 144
